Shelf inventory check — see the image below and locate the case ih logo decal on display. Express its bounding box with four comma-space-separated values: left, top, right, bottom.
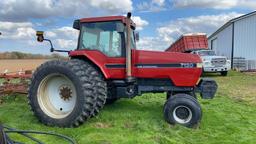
106, 63, 196, 68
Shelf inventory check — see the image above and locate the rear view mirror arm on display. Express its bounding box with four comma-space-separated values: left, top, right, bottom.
43, 39, 69, 53
43, 39, 54, 52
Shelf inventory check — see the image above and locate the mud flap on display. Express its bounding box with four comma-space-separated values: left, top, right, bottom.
197, 78, 218, 99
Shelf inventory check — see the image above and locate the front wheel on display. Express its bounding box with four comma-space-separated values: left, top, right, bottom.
164, 94, 202, 128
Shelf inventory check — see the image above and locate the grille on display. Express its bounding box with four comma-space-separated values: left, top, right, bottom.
211, 58, 226, 67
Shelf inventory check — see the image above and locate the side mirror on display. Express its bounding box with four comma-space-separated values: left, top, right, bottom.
135, 31, 139, 42
36, 31, 44, 42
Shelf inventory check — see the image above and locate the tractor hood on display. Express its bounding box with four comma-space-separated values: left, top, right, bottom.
135, 50, 202, 65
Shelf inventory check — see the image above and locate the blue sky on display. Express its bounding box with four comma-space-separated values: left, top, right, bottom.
0, 0, 255, 55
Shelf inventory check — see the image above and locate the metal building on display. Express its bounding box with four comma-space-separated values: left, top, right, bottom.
208, 11, 256, 71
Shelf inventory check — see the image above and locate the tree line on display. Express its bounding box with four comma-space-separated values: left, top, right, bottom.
0, 51, 67, 59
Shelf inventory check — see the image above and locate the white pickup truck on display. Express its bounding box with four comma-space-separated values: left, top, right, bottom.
191, 50, 231, 76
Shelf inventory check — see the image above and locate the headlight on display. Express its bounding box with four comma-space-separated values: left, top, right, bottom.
196, 63, 203, 68
227, 60, 231, 64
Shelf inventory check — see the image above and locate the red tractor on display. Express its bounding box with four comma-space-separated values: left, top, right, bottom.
29, 13, 217, 128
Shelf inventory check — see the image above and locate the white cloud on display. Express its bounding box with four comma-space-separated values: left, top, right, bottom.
153, 0, 165, 6
0, 22, 35, 40
45, 31, 57, 38
132, 16, 149, 30
137, 12, 242, 51
0, 0, 133, 21
137, 37, 168, 51
44, 27, 79, 49
157, 12, 242, 42
173, 0, 256, 9
46, 27, 79, 39
90, 0, 132, 12
56, 39, 77, 49
136, 0, 166, 12
0, 20, 78, 49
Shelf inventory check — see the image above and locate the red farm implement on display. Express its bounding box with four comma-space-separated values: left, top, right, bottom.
0, 70, 32, 95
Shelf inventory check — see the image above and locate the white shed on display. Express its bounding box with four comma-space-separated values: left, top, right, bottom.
208, 11, 256, 71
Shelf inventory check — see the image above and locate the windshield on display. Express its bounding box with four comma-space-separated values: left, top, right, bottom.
78, 21, 136, 57
198, 50, 216, 56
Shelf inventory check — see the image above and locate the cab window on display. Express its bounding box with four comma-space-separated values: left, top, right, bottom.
79, 21, 123, 57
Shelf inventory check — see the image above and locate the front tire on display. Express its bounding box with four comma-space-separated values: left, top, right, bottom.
164, 94, 202, 128
28, 60, 106, 127
167, 91, 197, 100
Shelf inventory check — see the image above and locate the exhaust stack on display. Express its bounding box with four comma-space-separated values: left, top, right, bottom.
125, 12, 134, 83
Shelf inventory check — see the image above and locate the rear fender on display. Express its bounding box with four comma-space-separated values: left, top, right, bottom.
69, 51, 110, 79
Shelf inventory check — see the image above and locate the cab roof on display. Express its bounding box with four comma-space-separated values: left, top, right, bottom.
79, 16, 136, 28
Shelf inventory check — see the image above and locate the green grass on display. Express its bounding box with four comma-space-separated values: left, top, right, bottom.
1, 71, 256, 144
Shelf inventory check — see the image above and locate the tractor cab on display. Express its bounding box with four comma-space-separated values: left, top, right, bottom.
72, 14, 136, 83
73, 18, 136, 57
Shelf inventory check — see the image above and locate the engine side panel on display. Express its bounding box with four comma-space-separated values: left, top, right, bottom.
133, 50, 202, 87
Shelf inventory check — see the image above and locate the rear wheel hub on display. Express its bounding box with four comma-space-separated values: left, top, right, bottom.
59, 86, 73, 101
37, 74, 77, 119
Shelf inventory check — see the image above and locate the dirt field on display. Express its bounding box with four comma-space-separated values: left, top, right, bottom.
0, 59, 48, 73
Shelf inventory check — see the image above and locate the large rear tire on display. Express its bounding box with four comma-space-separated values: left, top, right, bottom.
164, 93, 202, 128
70, 59, 107, 117
28, 60, 107, 127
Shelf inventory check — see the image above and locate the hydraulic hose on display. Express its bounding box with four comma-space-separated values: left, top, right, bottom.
0, 124, 76, 144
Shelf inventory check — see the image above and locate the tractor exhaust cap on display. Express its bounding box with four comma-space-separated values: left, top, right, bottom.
127, 12, 132, 18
